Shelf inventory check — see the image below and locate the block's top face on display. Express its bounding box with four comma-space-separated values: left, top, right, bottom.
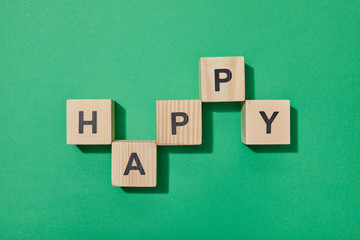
156, 100, 202, 145
112, 140, 157, 187
244, 100, 290, 145
200, 56, 245, 102
66, 99, 114, 145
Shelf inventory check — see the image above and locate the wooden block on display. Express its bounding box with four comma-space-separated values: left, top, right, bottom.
66, 99, 114, 145
112, 140, 157, 187
199, 56, 245, 102
241, 100, 290, 145
156, 100, 202, 145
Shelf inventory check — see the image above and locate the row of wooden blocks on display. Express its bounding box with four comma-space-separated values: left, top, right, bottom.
66, 56, 291, 187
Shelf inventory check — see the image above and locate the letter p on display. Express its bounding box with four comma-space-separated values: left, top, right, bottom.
171, 112, 189, 135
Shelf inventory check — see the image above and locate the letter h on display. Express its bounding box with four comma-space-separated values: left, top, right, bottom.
79, 111, 97, 134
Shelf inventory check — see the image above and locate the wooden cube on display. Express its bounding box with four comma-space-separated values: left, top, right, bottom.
66, 99, 114, 145
156, 100, 202, 145
112, 140, 157, 187
241, 100, 290, 145
199, 56, 245, 102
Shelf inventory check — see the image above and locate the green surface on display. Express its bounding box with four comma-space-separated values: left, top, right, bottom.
1, 0, 359, 239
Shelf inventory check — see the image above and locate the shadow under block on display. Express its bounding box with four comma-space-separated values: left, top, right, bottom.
156, 100, 202, 145
241, 100, 290, 145
66, 99, 115, 145
199, 56, 245, 102
112, 141, 157, 187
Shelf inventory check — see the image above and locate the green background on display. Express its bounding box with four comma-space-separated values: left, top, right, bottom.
1, 0, 359, 239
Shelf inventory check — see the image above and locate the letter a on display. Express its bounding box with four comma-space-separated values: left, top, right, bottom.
124, 153, 146, 175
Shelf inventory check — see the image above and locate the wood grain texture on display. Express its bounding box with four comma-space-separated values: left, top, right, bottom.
66, 99, 114, 145
156, 100, 202, 145
241, 100, 290, 145
112, 140, 157, 187
199, 56, 245, 102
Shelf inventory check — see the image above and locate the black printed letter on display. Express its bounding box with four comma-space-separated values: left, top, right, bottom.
171, 112, 189, 135
215, 69, 232, 91
124, 153, 145, 175
259, 111, 279, 134
79, 111, 97, 134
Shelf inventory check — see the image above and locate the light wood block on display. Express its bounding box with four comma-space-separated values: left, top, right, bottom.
112, 140, 157, 187
66, 99, 114, 145
157, 100, 202, 145
241, 100, 290, 145
199, 56, 245, 102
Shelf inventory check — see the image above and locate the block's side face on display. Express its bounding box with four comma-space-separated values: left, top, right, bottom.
241, 102, 247, 144
111, 100, 115, 142
199, 59, 202, 100
66, 99, 113, 145
245, 100, 290, 145
197, 102, 202, 145
157, 100, 202, 145
199, 57, 245, 102
112, 141, 157, 187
